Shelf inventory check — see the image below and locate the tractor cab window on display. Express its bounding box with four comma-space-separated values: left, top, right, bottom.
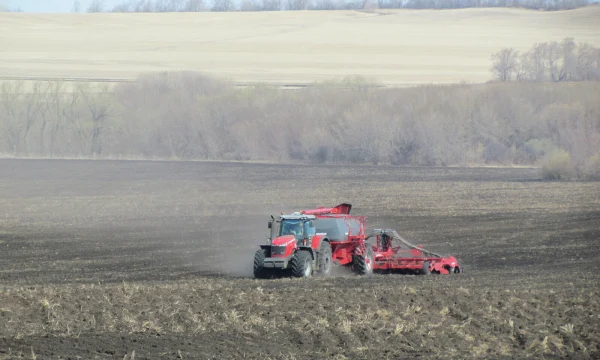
280, 219, 304, 240
305, 221, 316, 238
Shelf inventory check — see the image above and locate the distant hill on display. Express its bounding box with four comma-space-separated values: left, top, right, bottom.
1, 6, 599, 85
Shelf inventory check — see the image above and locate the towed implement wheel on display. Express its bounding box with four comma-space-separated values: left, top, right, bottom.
317, 241, 332, 276
422, 261, 431, 275
291, 250, 313, 278
353, 246, 374, 275
253, 249, 271, 279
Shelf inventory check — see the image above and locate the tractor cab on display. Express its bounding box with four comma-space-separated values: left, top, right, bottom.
269, 213, 316, 245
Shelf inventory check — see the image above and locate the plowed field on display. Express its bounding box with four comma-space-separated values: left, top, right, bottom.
1, 159, 599, 359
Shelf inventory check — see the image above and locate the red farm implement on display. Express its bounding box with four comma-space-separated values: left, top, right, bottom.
253, 203, 461, 279
367, 229, 462, 275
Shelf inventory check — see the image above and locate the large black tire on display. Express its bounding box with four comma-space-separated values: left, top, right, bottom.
253, 249, 271, 279
353, 246, 374, 275
317, 241, 332, 276
290, 250, 313, 278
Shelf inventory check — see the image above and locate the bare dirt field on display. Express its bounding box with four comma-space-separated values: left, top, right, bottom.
2, 6, 600, 86
0, 158, 599, 359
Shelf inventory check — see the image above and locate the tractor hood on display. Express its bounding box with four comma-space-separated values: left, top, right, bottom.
272, 235, 297, 247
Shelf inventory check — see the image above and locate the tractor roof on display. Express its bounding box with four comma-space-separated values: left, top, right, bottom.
280, 213, 317, 220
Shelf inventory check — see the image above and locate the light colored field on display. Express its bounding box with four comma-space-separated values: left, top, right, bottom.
1, 6, 600, 86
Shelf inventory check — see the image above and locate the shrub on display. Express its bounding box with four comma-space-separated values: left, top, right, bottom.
539, 149, 575, 180
2, 72, 599, 166
525, 138, 555, 157
582, 154, 600, 180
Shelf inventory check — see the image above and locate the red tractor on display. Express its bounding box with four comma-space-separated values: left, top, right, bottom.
367, 229, 462, 275
253, 203, 374, 278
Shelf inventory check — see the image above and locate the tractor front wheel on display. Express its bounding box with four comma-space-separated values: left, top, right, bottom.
253, 249, 271, 279
291, 250, 313, 278
353, 246, 374, 275
317, 241, 332, 276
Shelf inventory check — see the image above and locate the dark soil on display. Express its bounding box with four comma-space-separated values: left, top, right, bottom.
0, 159, 598, 359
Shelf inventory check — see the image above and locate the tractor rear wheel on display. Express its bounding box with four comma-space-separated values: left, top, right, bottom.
353, 246, 374, 275
290, 250, 313, 278
317, 241, 332, 276
253, 249, 271, 279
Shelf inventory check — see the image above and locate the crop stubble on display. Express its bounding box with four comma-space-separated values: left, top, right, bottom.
0, 159, 598, 359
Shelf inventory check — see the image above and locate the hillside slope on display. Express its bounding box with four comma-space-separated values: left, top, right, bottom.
1, 6, 599, 85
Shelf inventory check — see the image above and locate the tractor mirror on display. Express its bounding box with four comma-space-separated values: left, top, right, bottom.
308, 220, 314, 227
268, 221, 272, 229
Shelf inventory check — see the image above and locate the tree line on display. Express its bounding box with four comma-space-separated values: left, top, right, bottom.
81, 0, 592, 12
490, 38, 600, 82
1, 72, 599, 179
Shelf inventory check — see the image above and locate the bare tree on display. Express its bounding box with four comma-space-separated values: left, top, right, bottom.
261, 0, 282, 10
134, 0, 155, 11
0, 4, 24, 11
561, 37, 577, 81
311, 0, 340, 9
544, 41, 566, 82
576, 43, 600, 81
0, 81, 24, 153
154, 0, 168, 11
40, 81, 67, 153
519, 43, 549, 82
16, 83, 46, 154
377, 0, 405, 8
492, 38, 600, 83
240, 0, 261, 10
79, 84, 113, 155
61, 89, 86, 155
184, 0, 205, 10
112, 3, 132, 11
211, 0, 234, 11
286, 0, 308, 9
362, 0, 378, 8
490, 48, 519, 81
58, 0, 595, 13
154, 0, 186, 11
168, 0, 186, 10
87, 0, 105, 12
